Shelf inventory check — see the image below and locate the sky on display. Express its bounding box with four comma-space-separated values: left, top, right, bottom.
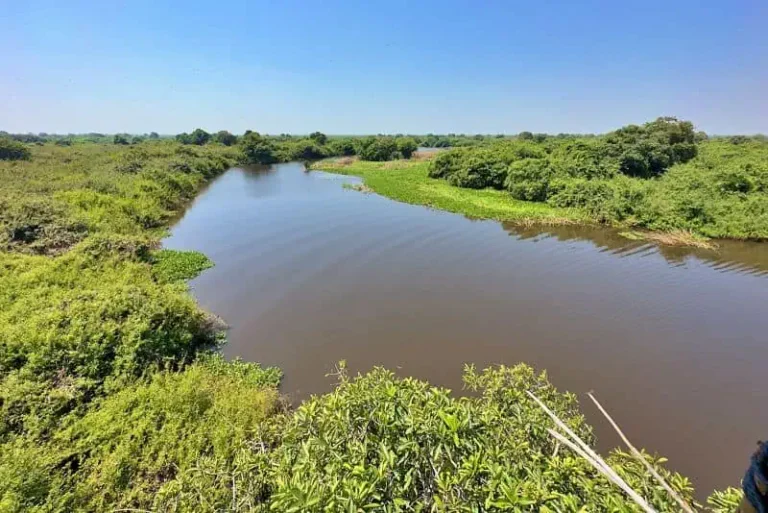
2, 0, 767, 135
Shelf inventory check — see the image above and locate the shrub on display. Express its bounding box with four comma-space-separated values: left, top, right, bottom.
0, 357, 282, 512
605, 117, 698, 178
309, 131, 327, 145
240, 132, 277, 164
327, 138, 356, 156
356, 137, 398, 161
213, 130, 237, 146
270, 364, 694, 512
505, 158, 554, 201
395, 137, 418, 159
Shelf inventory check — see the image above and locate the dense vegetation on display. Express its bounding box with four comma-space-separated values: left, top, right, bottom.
0, 138, 749, 511
427, 119, 768, 240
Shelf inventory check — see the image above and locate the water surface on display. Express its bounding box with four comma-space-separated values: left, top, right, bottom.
165, 163, 768, 498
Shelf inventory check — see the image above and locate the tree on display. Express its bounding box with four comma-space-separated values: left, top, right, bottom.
189, 128, 211, 146
356, 137, 398, 161
149, 132, 160, 140
605, 117, 698, 178
113, 134, 130, 145
518, 131, 534, 140
213, 130, 237, 146
176, 133, 192, 144
240, 132, 277, 164
309, 131, 327, 145
396, 137, 418, 159
0, 137, 31, 160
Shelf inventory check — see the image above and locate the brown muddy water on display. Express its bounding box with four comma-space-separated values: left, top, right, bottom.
165, 162, 768, 498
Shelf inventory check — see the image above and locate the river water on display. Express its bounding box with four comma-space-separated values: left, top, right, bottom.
165, 162, 768, 498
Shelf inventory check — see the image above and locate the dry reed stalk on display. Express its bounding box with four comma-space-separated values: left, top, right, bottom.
527, 391, 657, 513
587, 392, 696, 513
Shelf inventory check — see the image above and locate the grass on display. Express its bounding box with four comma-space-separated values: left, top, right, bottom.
311, 157, 588, 225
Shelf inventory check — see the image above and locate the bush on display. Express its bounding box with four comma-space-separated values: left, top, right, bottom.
240, 132, 277, 164
605, 117, 698, 178
269, 364, 694, 511
213, 130, 237, 146
446, 152, 508, 189
309, 131, 327, 145
327, 138, 357, 156
0, 357, 282, 512
505, 158, 554, 201
395, 137, 418, 158
356, 137, 398, 161
0, 239, 226, 438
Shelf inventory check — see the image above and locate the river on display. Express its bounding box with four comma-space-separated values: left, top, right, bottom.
165, 162, 768, 498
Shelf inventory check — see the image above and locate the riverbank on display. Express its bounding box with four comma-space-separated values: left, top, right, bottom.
311, 157, 590, 224
310, 156, 723, 248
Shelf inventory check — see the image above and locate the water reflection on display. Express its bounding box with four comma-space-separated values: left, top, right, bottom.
504, 222, 768, 277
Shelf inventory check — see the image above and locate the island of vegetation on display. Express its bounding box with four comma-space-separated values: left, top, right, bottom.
0, 124, 753, 511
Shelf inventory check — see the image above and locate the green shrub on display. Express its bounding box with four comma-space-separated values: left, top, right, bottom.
0, 239, 225, 438
240, 132, 277, 164
505, 158, 554, 201
396, 137, 418, 158
0, 138, 31, 161
0, 356, 282, 512
270, 364, 694, 512
356, 137, 399, 161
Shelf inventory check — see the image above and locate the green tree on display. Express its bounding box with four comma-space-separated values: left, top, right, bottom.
240, 132, 277, 164
356, 137, 398, 161
148, 132, 160, 140
113, 134, 130, 145
396, 137, 418, 158
518, 131, 534, 140
189, 128, 211, 146
213, 130, 237, 146
309, 131, 327, 145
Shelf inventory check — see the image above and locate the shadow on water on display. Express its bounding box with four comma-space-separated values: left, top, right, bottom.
165, 163, 768, 499
504, 222, 768, 277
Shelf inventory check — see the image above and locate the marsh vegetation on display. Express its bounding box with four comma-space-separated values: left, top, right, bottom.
0, 126, 760, 511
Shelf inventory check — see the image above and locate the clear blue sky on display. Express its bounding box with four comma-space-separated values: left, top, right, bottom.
2, 0, 767, 135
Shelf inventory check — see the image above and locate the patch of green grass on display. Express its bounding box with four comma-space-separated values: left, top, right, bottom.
312, 158, 588, 224
151, 249, 213, 283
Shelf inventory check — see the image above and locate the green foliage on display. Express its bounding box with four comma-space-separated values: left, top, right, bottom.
270, 364, 694, 512
0, 356, 282, 512
189, 128, 211, 146
0, 142, 238, 254
0, 237, 225, 438
113, 134, 130, 145
706, 487, 743, 513
356, 136, 399, 161
213, 130, 237, 146
275, 139, 328, 161
427, 118, 768, 239
308, 131, 327, 145
605, 117, 698, 178
0, 138, 31, 161
505, 158, 554, 201
240, 132, 278, 164
396, 137, 418, 158
327, 138, 357, 156
151, 249, 213, 282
